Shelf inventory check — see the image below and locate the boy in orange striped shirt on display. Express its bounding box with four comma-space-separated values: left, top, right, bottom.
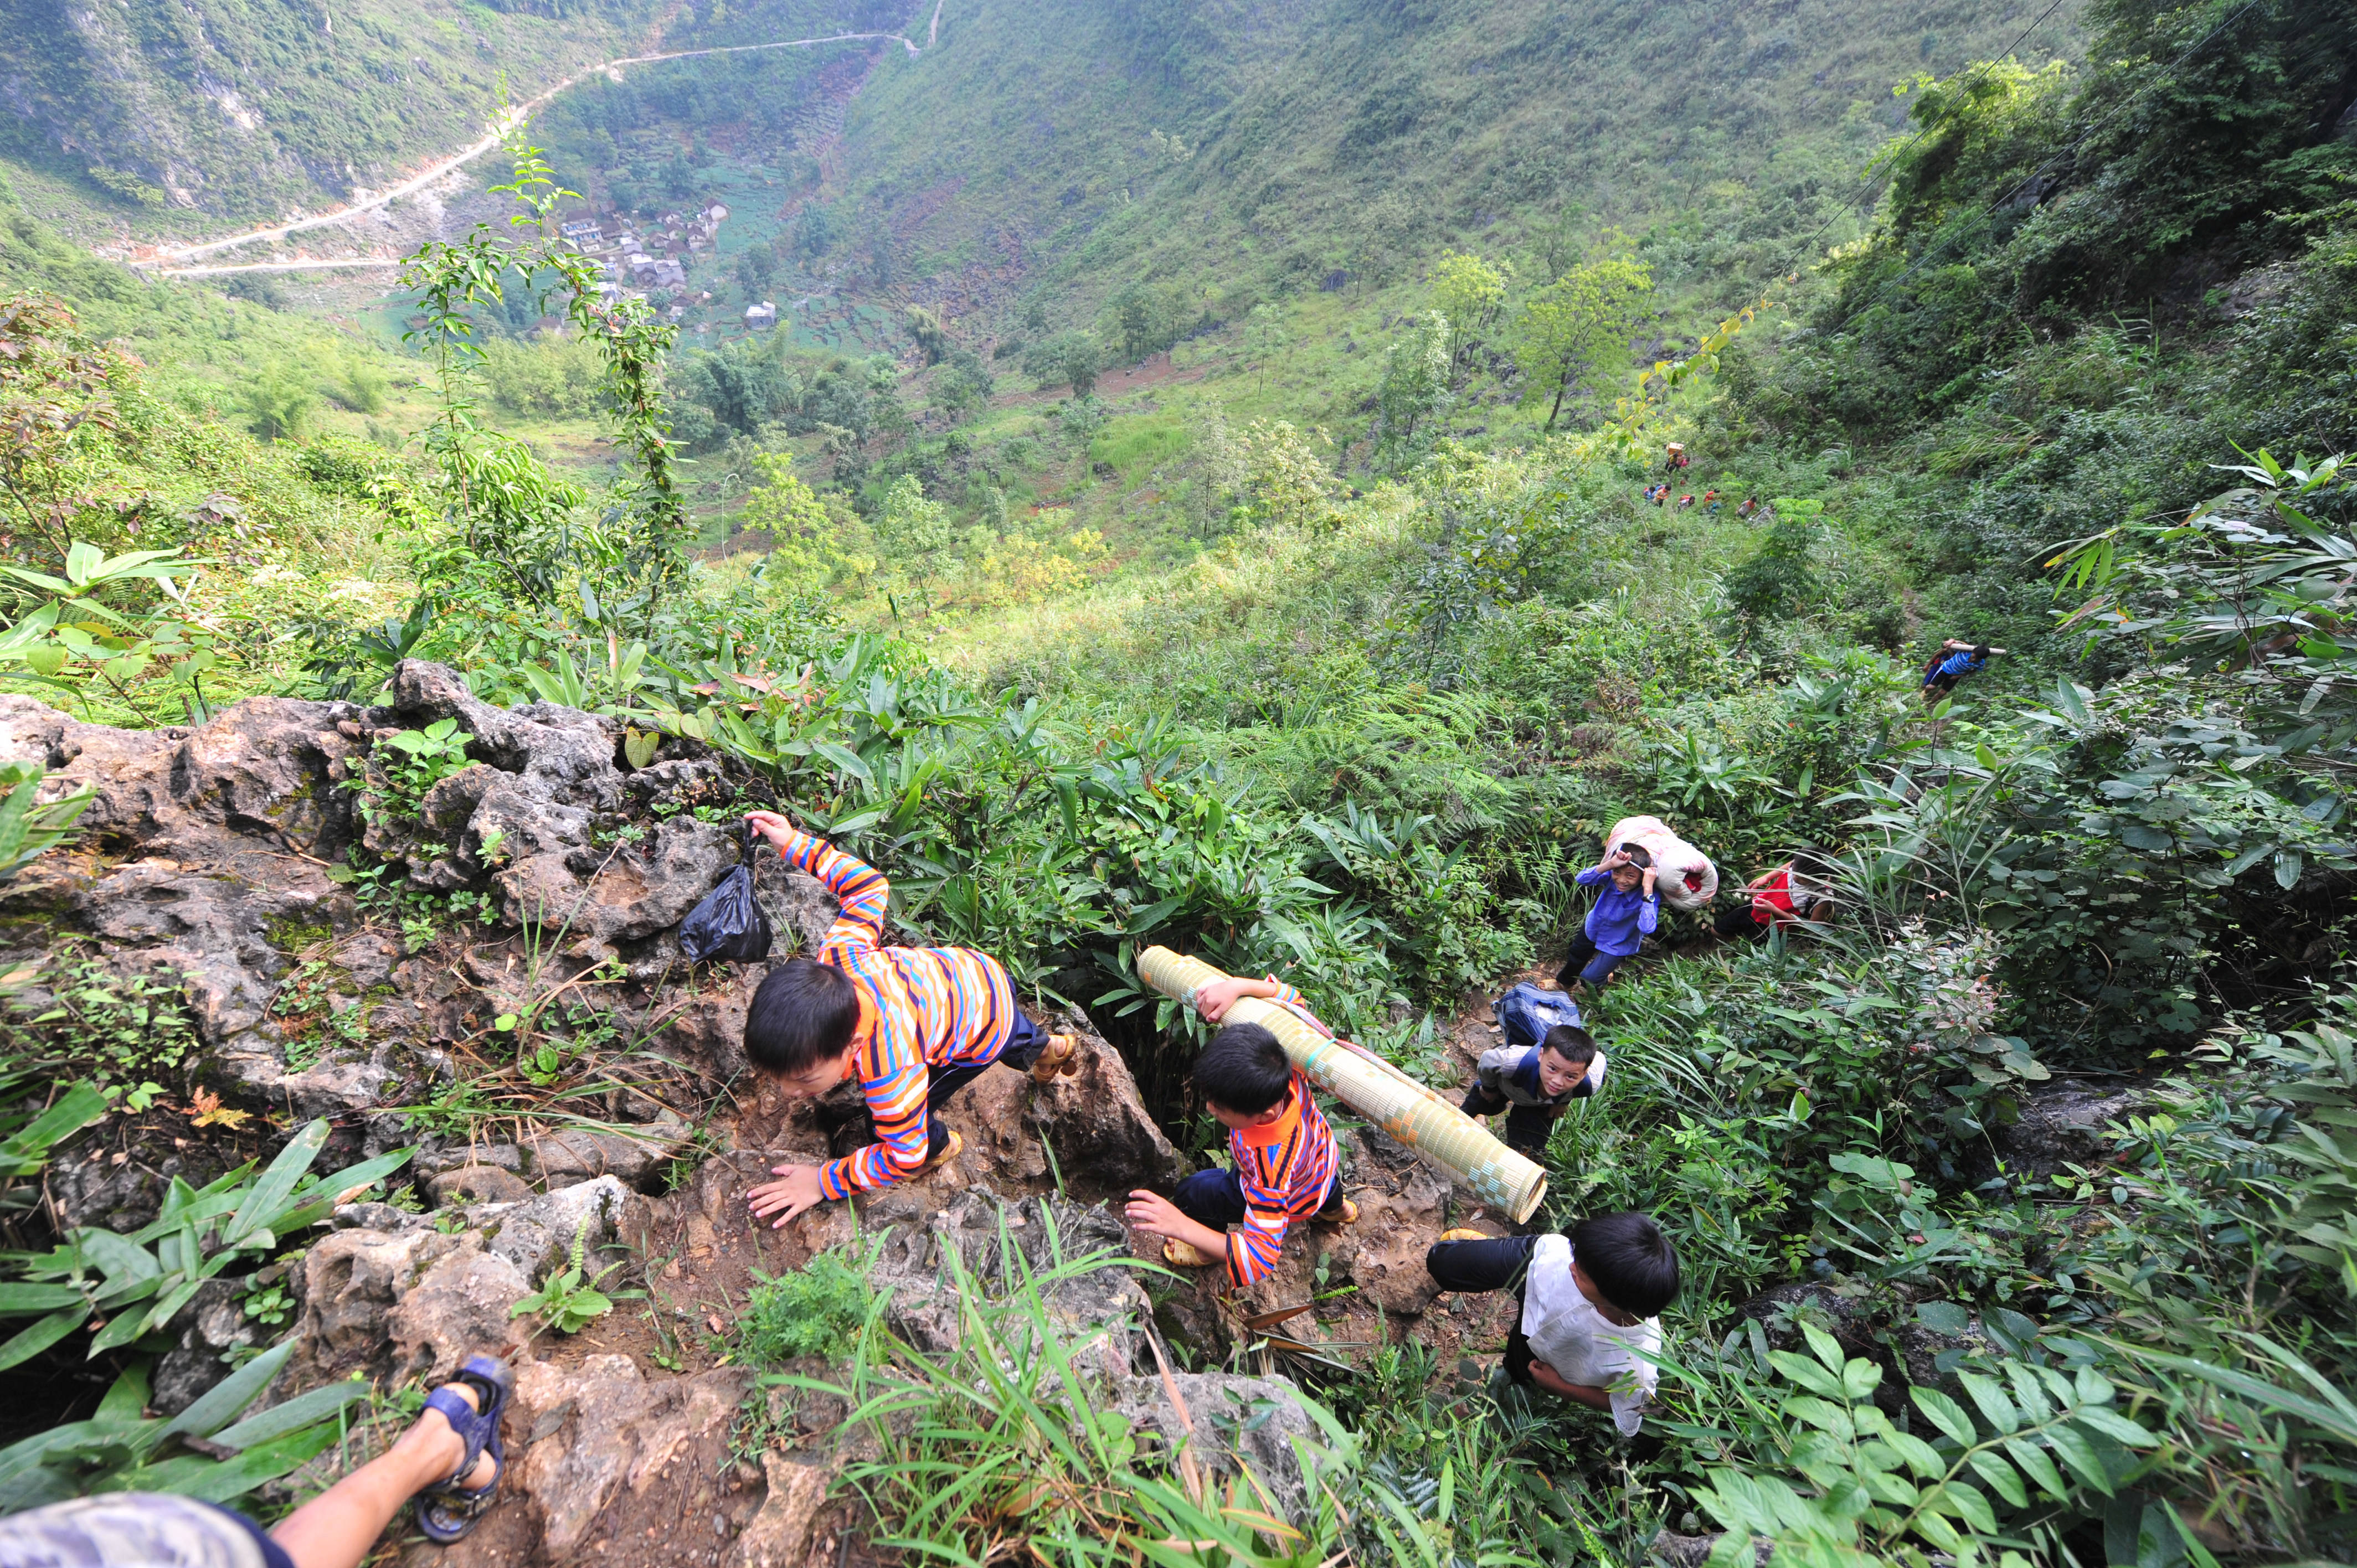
738, 810, 1080, 1227
1124, 974, 1357, 1286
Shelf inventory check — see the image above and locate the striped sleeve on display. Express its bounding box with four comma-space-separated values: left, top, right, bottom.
818, 1027, 932, 1198
774, 826, 889, 955
1263, 981, 1335, 1039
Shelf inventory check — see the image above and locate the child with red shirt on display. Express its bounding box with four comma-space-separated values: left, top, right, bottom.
1124, 974, 1357, 1286
735, 810, 1082, 1227
1713, 847, 1837, 940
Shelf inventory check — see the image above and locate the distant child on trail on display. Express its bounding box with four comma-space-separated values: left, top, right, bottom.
1557, 845, 1659, 995
1921, 639, 2005, 706
1462, 1023, 1605, 1156
1715, 846, 1837, 941
1427, 1212, 1679, 1431
1124, 974, 1357, 1285
738, 810, 1082, 1229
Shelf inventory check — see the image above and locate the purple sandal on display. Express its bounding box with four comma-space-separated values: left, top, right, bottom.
414, 1355, 511, 1544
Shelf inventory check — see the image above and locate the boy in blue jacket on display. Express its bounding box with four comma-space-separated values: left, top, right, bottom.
1556, 844, 1659, 995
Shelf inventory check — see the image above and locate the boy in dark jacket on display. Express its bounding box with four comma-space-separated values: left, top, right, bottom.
1461, 1024, 1604, 1156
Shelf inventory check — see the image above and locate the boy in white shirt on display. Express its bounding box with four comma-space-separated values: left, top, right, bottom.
1424, 1212, 1679, 1433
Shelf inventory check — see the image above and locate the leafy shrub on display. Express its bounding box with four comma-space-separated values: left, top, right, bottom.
738, 1252, 872, 1366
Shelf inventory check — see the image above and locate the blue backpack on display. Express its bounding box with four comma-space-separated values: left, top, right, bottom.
1495, 982, 1582, 1052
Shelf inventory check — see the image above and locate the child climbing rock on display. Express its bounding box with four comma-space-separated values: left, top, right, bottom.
1124, 973, 1356, 1283
1425, 1212, 1680, 1430
736, 809, 1082, 1228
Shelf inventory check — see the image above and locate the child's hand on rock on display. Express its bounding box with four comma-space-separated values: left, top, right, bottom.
1124, 1189, 1188, 1239
747, 1163, 826, 1227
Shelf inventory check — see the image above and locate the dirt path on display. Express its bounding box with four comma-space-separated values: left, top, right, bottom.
140, 12, 942, 277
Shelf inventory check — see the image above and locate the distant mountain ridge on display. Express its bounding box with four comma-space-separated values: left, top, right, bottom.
0, 0, 662, 219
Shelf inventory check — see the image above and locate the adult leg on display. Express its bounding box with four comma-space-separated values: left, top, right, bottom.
1555, 931, 1600, 992
1424, 1233, 1537, 1294
270, 1380, 496, 1568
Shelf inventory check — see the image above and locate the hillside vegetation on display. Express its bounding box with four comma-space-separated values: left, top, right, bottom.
0, 0, 2351, 1563
0, 0, 673, 229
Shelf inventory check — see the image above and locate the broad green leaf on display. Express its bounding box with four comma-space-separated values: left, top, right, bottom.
1769, 1349, 1849, 1400
1941, 1479, 1999, 1534
1913, 1386, 1978, 1447
1886, 1430, 1947, 1478
88, 1303, 156, 1355
1801, 1321, 1846, 1376
1959, 1370, 2021, 1433
209, 1379, 369, 1452
2073, 1366, 2116, 1407
165, 1337, 296, 1438
95, 1363, 150, 1421
1860, 1466, 1919, 1507
2045, 1422, 2115, 1496
1913, 1508, 1964, 1553
1783, 1395, 1855, 1439
63, 541, 101, 587
0, 1305, 88, 1370
0, 1083, 107, 1174
2073, 1406, 2157, 1447
0, 1283, 86, 1314
1968, 1449, 2028, 1509
2005, 1437, 2068, 1499
76, 1227, 158, 1287
224, 1120, 328, 1247
2005, 1362, 2054, 1422
1843, 1356, 1884, 1400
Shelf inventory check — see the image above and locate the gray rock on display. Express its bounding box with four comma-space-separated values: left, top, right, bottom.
276, 1227, 532, 1397
523, 1106, 693, 1187
1983, 1078, 2150, 1180
466, 1175, 637, 1283
153, 1274, 271, 1416
1111, 1369, 1319, 1524
428, 1165, 532, 1207
865, 1191, 1151, 1359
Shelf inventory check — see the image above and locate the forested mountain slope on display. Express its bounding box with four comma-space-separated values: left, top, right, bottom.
801, 0, 2090, 324
0, 0, 667, 227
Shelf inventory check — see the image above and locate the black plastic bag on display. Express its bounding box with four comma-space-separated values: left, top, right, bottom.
678, 824, 774, 964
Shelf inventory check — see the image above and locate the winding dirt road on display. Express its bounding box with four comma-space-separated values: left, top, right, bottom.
143, 8, 944, 276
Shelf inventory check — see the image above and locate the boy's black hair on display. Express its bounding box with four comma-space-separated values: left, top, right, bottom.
1973, 643, 1991, 659
1538, 1024, 1597, 1065
1614, 843, 1654, 870
743, 959, 859, 1076
1570, 1211, 1680, 1318
1792, 843, 1838, 880
1196, 1022, 1293, 1116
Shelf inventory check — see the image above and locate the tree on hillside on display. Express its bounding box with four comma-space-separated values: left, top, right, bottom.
1025, 331, 1101, 398
878, 474, 956, 592
1244, 303, 1289, 390
1429, 250, 1511, 382
1512, 252, 1653, 431
906, 305, 951, 365
1373, 310, 1452, 464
